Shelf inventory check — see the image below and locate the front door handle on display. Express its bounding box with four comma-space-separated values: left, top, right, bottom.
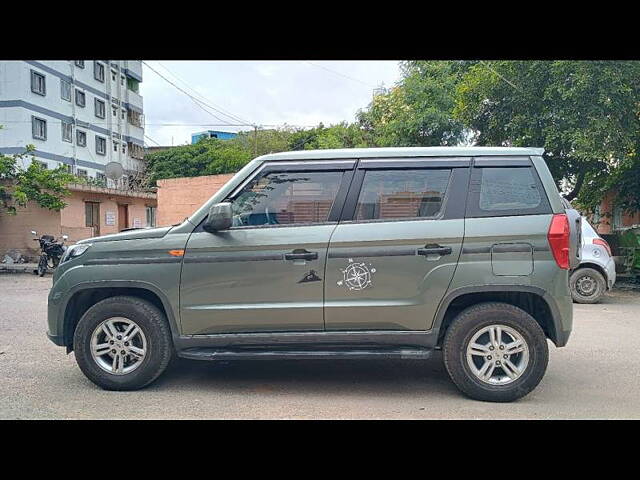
285, 249, 318, 261
417, 244, 452, 256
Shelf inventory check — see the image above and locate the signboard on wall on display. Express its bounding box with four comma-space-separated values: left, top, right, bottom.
105, 211, 116, 226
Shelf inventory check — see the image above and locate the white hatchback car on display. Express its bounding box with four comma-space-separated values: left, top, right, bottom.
570, 218, 617, 303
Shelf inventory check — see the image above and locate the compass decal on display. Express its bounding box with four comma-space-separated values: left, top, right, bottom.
337, 258, 376, 291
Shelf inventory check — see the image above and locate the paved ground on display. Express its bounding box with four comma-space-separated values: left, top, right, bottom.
1, 273, 639, 419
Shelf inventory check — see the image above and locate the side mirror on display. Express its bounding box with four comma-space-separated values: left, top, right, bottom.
62, 235, 69, 241
203, 202, 233, 233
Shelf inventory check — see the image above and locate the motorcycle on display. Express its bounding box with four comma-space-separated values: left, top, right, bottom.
31, 231, 68, 277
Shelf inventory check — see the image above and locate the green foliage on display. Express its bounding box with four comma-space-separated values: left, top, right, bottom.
357, 61, 471, 147
453, 60, 640, 207
0, 144, 77, 215
288, 122, 374, 150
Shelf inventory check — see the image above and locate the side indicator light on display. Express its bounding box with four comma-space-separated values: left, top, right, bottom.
168, 249, 185, 257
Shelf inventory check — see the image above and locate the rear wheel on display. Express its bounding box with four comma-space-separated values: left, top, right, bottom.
443, 302, 549, 402
37, 256, 47, 277
73, 296, 173, 391
570, 267, 606, 304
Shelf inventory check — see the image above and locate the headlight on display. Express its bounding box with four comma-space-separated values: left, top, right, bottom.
60, 243, 91, 264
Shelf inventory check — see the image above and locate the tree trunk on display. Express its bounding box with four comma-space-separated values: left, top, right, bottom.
564, 170, 586, 201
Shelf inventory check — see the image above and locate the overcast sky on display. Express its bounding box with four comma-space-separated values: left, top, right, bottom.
140, 61, 402, 146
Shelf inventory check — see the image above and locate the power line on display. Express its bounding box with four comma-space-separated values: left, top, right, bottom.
305, 61, 376, 88
154, 61, 253, 126
143, 61, 254, 127
144, 134, 161, 146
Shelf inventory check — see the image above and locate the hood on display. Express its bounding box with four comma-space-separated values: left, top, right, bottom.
77, 226, 174, 244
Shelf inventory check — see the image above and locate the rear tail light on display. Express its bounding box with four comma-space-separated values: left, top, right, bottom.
548, 214, 570, 269
593, 238, 612, 257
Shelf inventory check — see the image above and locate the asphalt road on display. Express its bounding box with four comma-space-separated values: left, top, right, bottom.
1, 274, 639, 419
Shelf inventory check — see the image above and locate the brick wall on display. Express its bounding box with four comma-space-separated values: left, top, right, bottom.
156, 174, 235, 226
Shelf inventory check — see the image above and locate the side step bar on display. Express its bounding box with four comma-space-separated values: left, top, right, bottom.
178, 348, 432, 361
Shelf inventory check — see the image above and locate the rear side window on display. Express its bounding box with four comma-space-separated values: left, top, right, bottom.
468, 166, 551, 217
355, 169, 451, 221
231, 171, 344, 227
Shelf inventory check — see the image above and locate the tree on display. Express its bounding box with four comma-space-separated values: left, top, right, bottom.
0, 143, 76, 215
453, 61, 640, 207
357, 61, 471, 147
288, 122, 374, 150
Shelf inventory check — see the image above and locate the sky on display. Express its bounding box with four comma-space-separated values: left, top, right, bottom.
140, 61, 402, 146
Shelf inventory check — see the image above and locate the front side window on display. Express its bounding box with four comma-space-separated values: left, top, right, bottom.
60, 79, 71, 101
61, 121, 72, 143
231, 170, 344, 227
479, 167, 542, 211
95, 98, 106, 118
96, 135, 106, 155
32, 116, 47, 140
75, 89, 85, 107
355, 169, 451, 221
31, 70, 46, 96
94, 61, 105, 82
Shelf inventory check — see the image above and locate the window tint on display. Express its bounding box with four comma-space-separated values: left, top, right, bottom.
355, 169, 451, 221
479, 167, 541, 211
231, 171, 343, 227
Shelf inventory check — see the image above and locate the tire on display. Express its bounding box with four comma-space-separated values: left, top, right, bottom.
443, 302, 549, 402
37, 256, 47, 277
73, 296, 173, 391
570, 267, 606, 304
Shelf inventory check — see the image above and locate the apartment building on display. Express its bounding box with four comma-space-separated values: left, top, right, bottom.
0, 60, 145, 184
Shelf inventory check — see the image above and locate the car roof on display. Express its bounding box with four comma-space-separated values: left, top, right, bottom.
256, 146, 544, 162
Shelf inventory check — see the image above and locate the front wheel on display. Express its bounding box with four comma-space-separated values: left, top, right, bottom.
443, 302, 549, 402
37, 256, 47, 277
73, 296, 173, 391
570, 267, 606, 304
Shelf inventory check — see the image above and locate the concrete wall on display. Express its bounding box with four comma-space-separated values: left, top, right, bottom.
1, 186, 157, 260
156, 174, 235, 226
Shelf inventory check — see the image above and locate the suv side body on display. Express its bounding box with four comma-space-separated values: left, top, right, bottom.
47, 146, 573, 401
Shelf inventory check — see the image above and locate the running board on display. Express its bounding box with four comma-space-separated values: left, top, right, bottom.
178, 348, 432, 361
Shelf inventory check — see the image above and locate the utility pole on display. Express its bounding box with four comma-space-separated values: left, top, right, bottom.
253, 125, 258, 156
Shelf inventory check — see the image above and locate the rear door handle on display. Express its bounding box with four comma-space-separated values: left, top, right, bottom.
417, 245, 452, 256
285, 249, 318, 261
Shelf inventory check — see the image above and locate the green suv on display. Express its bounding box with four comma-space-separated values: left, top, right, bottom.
47, 147, 574, 402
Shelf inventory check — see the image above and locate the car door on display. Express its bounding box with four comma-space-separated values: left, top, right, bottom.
180, 160, 355, 335
324, 158, 469, 331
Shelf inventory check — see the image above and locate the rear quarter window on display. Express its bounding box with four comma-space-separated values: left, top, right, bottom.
467, 165, 551, 218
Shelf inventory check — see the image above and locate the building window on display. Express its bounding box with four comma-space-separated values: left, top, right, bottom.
76, 129, 87, 147
85, 201, 99, 228
127, 142, 144, 160
32, 160, 48, 169
111, 70, 117, 82
146, 206, 157, 227
122, 143, 126, 154
126, 76, 140, 93
60, 79, 72, 101
113, 141, 119, 152
94, 98, 106, 119
121, 75, 125, 86
75, 60, 85, 68
121, 109, 126, 120
127, 109, 143, 127
75, 89, 86, 107
61, 121, 73, 143
96, 172, 107, 186
31, 70, 46, 96
94, 61, 105, 82
112, 106, 118, 117
61, 164, 72, 173
613, 206, 623, 230
96, 136, 107, 155
32, 116, 47, 140
77, 169, 88, 179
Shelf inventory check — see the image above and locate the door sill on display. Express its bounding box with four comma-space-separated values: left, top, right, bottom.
178, 347, 432, 361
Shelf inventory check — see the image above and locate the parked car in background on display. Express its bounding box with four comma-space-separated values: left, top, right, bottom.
569, 218, 616, 303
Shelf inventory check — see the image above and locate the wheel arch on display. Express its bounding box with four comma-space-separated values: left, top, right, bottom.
573, 262, 607, 281
61, 281, 180, 351
434, 285, 563, 347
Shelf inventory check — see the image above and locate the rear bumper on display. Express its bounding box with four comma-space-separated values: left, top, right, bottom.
605, 258, 616, 289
